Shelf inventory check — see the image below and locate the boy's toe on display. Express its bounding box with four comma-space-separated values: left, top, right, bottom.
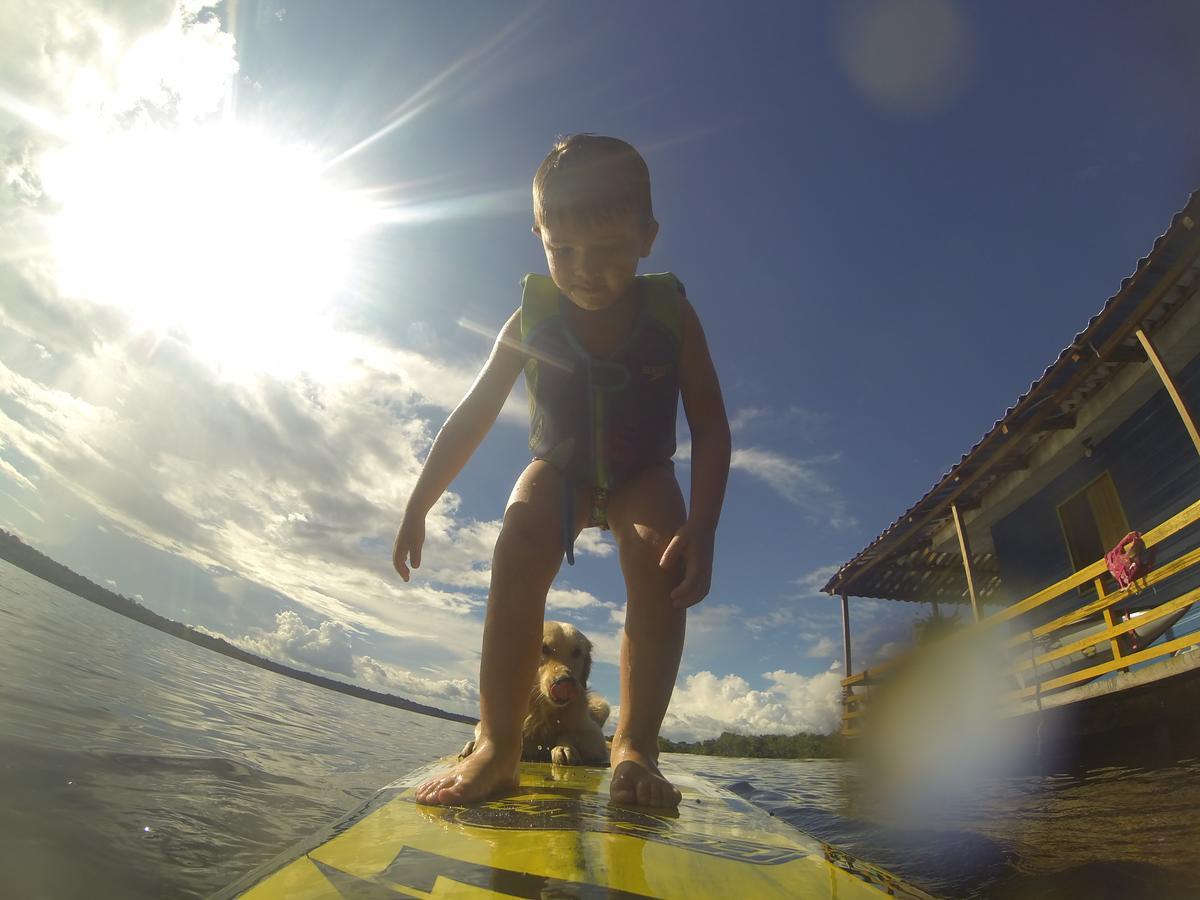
414, 774, 458, 806
413, 779, 436, 804
610, 759, 681, 808
644, 776, 681, 807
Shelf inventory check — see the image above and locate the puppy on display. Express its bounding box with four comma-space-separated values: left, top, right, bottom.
461, 621, 610, 766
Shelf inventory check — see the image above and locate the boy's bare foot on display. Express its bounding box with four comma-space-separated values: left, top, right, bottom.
413, 740, 520, 806
609, 743, 682, 808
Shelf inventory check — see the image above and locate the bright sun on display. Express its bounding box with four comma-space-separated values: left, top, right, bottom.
42, 124, 378, 376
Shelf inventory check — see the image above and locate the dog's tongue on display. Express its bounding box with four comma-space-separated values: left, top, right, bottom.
550, 681, 577, 703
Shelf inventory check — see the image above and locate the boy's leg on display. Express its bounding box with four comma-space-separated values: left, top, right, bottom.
605, 464, 687, 808
415, 460, 585, 805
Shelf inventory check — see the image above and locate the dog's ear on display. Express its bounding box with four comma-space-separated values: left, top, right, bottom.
580, 635, 593, 688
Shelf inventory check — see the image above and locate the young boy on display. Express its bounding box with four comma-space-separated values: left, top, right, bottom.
392, 134, 730, 809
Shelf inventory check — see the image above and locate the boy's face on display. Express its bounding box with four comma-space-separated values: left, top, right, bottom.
533, 213, 658, 312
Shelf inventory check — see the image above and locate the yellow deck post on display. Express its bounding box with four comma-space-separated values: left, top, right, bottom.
1136, 327, 1200, 458
840, 593, 853, 677
951, 503, 981, 622
1095, 577, 1128, 672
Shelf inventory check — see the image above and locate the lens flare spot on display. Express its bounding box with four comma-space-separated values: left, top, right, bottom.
835, 0, 977, 117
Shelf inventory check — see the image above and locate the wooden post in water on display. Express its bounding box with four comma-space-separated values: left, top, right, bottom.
1136, 328, 1200, 458
951, 503, 982, 622
839, 593, 856, 735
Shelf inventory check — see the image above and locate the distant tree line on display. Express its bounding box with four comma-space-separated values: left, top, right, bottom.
658, 730, 848, 759
0, 529, 477, 727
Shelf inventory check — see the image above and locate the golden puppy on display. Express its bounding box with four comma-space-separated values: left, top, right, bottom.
461, 621, 610, 766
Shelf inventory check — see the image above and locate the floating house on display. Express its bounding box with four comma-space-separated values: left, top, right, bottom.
824, 192, 1200, 765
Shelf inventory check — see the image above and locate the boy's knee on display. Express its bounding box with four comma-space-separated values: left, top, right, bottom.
607, 467, 685, 551
632, 521, 673, 553
615, 521, 673, 570
496, 503, 562, 567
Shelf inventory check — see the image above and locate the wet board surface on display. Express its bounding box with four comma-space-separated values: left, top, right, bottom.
219, 757, 932, 899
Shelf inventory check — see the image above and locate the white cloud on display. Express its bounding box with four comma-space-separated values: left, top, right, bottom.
237, 610, 358, 677
729, 406, 768, 433
686, 602, 739, 634
0, 341, 505, 635
356, 655, 479, 711
793, 563, 842, 598
806, 635, 836, 658
546, 587, 612, 611
66, 3, 233, 129
214, 611, 481, 714
742, 564, 845, 636
581, 626, 623, 669
742, 606, 797, 635
0, 455, 36, 491
730, 447, 856, 529
572, 528, 616, 558
729, 405, 831, 438
662, 667, 843, 741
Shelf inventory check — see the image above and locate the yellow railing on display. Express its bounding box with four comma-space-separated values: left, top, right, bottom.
840, 496, 1200, 733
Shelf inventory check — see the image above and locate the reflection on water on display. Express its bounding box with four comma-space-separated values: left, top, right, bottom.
2, 559, 1199, 898
672, 748, 1200, 898
938, 763, 1200, 898
0, 561, 473, 898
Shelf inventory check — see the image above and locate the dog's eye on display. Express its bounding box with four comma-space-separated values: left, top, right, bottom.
541, 644, 551, 656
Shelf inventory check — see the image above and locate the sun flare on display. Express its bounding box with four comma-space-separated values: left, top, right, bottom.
42, 124, 379, 376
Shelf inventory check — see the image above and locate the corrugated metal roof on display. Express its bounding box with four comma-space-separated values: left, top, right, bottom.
823, 191, 1200, 603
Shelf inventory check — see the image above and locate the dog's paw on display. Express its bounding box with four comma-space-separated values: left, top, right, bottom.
550, 744, 580, 766
458, 739, 476, 759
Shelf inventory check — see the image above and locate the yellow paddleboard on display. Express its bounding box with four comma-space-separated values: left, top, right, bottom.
218, 758, 933, 899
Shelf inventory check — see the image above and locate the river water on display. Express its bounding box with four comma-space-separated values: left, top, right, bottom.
2, 559, 1197, 898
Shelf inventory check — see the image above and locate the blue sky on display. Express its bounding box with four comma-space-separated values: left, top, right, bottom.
1, 0, 1198, 739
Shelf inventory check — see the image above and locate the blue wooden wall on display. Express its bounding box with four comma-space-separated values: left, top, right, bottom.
991, 348, 1200, 627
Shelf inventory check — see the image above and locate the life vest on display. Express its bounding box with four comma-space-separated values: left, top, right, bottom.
520, 273, 684, 560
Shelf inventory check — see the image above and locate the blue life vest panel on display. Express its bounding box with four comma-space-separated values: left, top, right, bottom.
520, 273, 684, 491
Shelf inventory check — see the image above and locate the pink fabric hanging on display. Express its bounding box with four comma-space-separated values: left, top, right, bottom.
1105, 531, 1155, 589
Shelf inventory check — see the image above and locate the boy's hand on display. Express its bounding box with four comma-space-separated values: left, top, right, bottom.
392, 513, 425, 582
659, 520, 715, 609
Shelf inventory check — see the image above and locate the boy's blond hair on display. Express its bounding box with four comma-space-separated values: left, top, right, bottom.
533, 134, 654, 229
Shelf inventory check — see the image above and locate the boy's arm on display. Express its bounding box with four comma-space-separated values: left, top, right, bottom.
660, 295, 731, 608
393, 308, 525, 581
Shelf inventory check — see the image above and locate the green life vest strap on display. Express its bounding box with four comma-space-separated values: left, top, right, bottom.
520, 273, 684, 340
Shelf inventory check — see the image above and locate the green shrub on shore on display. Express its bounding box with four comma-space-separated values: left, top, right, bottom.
658, 730, 847, 759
